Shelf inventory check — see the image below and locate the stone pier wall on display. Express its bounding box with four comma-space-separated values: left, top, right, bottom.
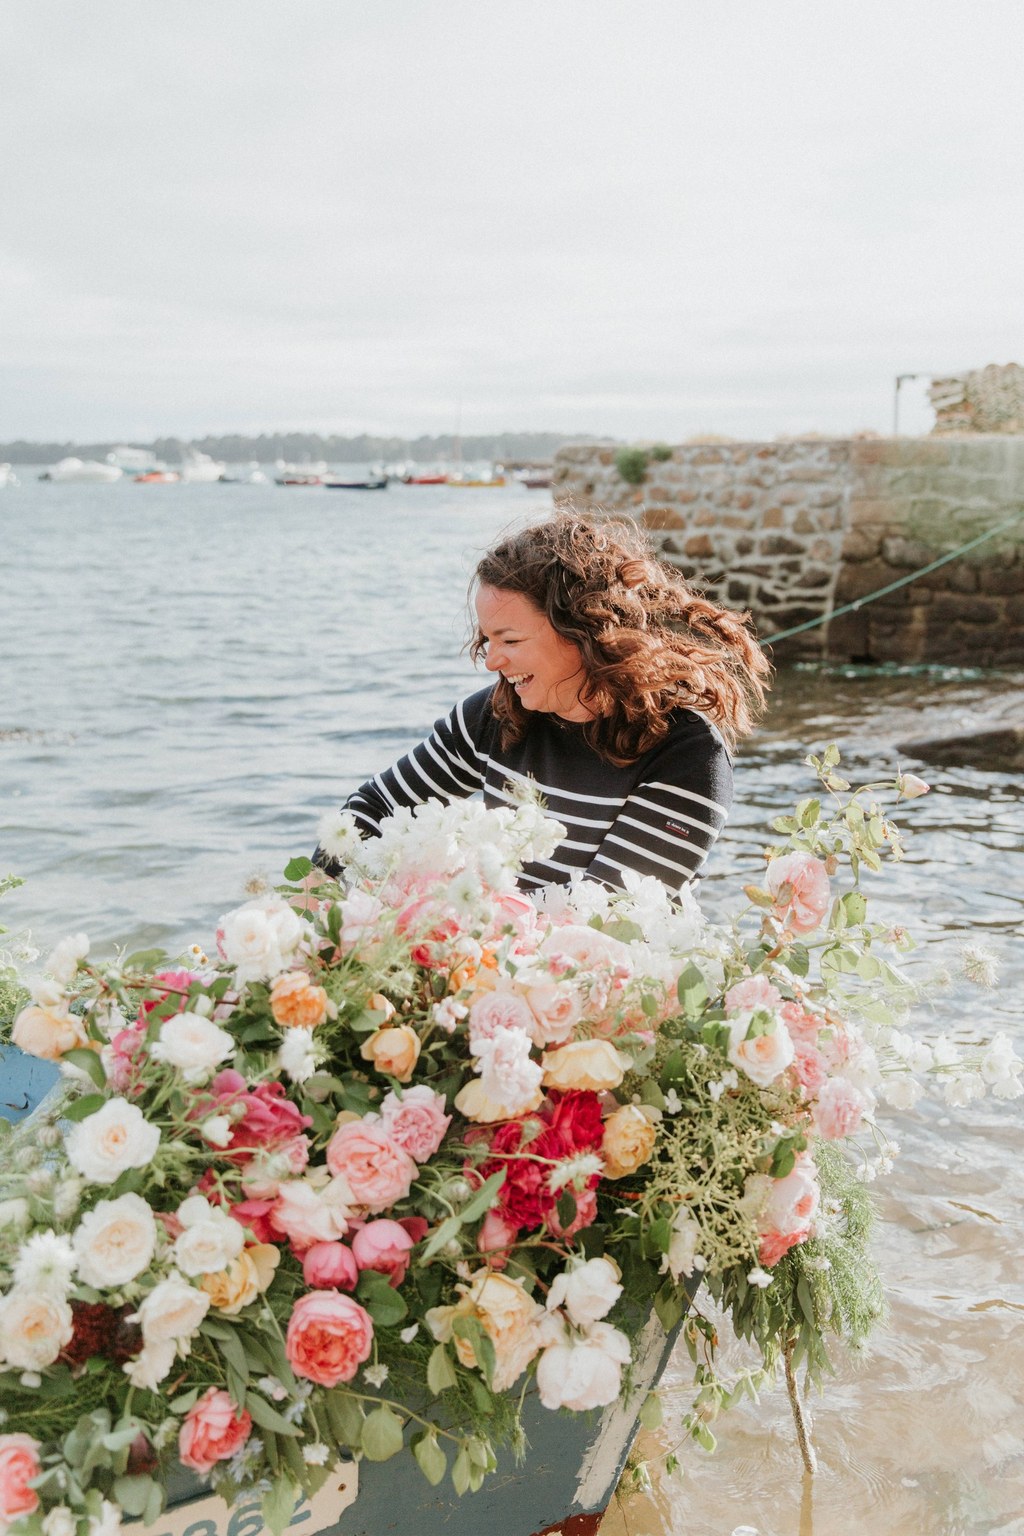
551, 436, 1024, 664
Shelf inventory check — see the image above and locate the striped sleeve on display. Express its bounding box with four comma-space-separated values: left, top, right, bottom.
585, 736, 732, 892
312, 691, 491, 873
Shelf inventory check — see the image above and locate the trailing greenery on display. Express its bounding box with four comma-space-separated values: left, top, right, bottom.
614, 446, 650, 485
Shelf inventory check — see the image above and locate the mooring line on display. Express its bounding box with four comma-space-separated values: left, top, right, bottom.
761, 508, 1024, 646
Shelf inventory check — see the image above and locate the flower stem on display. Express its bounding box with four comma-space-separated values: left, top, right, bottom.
783, 1337, 816, 1475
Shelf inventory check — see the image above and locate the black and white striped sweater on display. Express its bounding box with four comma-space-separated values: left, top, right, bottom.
317, 685, 732, 892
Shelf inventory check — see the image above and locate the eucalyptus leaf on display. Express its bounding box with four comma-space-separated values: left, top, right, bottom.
413, 1431, 447, 1486
361, 1405, 405, 1462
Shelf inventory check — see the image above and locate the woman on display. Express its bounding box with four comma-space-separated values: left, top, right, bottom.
314, 509, 770, 893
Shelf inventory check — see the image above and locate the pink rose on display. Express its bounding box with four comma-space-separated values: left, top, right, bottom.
285, 1291, 373, 1387
812, 1077, 866, 1140
326, 1121, 417, 1213
302, 1241, 359, 1291
525, 983, 582, 1046
102, 1021, 149, 1094
351, 1220, 415, 1286
791, 1041, 829, 1099
779, 1001, 823, 1045
757, 1156, 820, 1267
178, 1389, 252, 1474
766, 852, 831, 934
0, 1434, 41, 1524
546, 1183, 598, 1242
725, 975, 784, 1014
476, 1210, 520, 1269
269, 1179, 350, 1253
230, 1197, 277, 1243
139, 969, 201, 1017
379, 1085, 451, 1163
208, 1071, 312, 1158
468, 989, 535, 1049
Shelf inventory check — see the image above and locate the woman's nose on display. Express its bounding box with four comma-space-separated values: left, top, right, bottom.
484, 646, 503, 671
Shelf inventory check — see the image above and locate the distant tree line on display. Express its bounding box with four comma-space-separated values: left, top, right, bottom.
0, 431, 604, 465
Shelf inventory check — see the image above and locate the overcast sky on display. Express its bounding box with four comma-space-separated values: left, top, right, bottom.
2, 1, 1022, 443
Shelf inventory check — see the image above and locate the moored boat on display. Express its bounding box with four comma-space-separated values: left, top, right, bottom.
275, 460, 327, 486
323, 474, 389, 490
134, 470, 181, 483
179, 449, 227, 483
42, 457, 123, 483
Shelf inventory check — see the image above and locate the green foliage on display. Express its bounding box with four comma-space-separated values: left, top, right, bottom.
615, 446, 650, 485
649, 443, 673, 462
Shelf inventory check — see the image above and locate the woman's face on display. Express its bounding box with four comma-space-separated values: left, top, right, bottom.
475, 585, 593, 720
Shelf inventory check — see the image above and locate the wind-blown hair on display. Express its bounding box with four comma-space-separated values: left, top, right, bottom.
470, 509, 771, 764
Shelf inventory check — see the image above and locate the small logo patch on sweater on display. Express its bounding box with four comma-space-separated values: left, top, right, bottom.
664, 821, 691, 839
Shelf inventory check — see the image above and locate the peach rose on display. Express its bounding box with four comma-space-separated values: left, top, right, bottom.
601, 1104, 656, 1179
178, 1388, 252, 1474
766, 852, 831, 934
326, 1121, 417, 1212
270, 971, 330, 1029
359, 1025, 421, 1083
12, 1000, 89, 1060
453, 1076, 544, 1124
541, 1040, 627, 1093
0, 1434, 41, 1525
755, 1156, 820, 1267
285, 1290, 373, 1386
426, 1271, 543, 1392
200, 1244, 280, 1313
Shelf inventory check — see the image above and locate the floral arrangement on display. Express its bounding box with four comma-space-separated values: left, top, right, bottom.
0, 753, 1019, 1536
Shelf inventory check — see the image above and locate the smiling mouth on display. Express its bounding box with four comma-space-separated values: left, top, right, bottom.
504, 673, 534, 692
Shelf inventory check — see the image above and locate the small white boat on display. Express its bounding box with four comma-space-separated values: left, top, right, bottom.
44, 457, 123, 483
106, 446, 167, 475
274, 460, 327, 486
179, 450, 227, 483
0, 464, 17, 488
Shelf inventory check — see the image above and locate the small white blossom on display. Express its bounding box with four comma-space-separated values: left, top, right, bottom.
746, 1267, 773, 1288
302, 1444, 330, 1466
663, 1088, 683, 1115
399, 1323, 420, 1343
277, 1025, 322, 1084
549, 1153, 604, 1193
363, 1363, 390, 1388
258, 1375, 289, 1401
959, 944, 1000, 989
12, 1230, 77, 1297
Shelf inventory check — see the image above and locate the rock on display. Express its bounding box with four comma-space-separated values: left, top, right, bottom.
896, 726, 1024, 771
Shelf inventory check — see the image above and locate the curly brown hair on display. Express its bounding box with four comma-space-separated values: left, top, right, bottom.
470, 508, 771, 764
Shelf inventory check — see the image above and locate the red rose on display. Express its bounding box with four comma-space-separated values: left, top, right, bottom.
542, 1090, 605, 1152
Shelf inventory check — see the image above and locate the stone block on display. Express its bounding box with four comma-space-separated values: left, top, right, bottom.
689, 449, 725, 465
848, 498, 900, 526
760, 534, 807, 557
833, 559, 892, 602
762, 507, 784, 528
916, 561, 978, 594
809, 537, 836, 561
780, 466, 829, 483
736, 491, 754, 510
792, 566, 833, 589
793, 511, 816, 534
677, 489, 699, 503
930, 592, 1001, 625
764, 604, 827, 632
840, 529, 882, 561
778, 487, 801, 505
684, 534, 715, 559
977, 562, 1024, 595
695, 508, 717, 527
881, 536, 940, 568
726, 579, 752, 603
641, 507, 687, 531
807, 489, 842, 508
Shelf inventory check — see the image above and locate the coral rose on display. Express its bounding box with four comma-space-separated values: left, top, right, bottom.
601, 1104, 656, 1179
270, 971, 330, 1029
178, 1388, 252, 1474
359, 1025, 421, 1083
755, 1155, 820, 1267
0, 1434, 41, 1525
326, 1121, 417, 1212
285, 1291, 373, 1386
541, 1040, 627, 1093
766, 852, 831, 934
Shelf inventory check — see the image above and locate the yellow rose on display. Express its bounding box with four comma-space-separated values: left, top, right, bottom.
601, 1104, 657, 1178
200, 1244, 280, 1313
425, 1271, 543, 1391
541, 1039, 627, 1093
359, 1024, 421, 1082
270, 972, 330, 1029
12, 1002, 89, 1061
453, 1077, 544, 1124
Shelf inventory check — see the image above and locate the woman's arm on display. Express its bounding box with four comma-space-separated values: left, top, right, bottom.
312, 691, 491, 872
582, 729, 733, 893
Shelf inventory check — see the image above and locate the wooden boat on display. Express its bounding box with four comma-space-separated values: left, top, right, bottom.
400, 472, 448, 485
0, 1045, 692, 1536
447, 474, 506, 488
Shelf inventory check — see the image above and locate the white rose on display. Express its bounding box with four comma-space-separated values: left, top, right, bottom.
546, 1258, 622, 1327
133, 1273, 210, 1347
66, 1098, 161, 1185
122, 1338, 176, 1391
726, 1009, 795, 1087
46, 932, 90, 984
0, 1198, 30, 1231
662, 1208, 705, 1282
73, 1193, 158, 1288
535, 1317, 631, 1411
43, 1507, 78, 1536
0, 1288, 74, 1369
200, 1114, 234, 1148
173, 1196, 244, 1276
218, 899, 304, 984
882, 1073, 925, 1110
88, 1499, 123, 1536
151, 1012, 234, 1083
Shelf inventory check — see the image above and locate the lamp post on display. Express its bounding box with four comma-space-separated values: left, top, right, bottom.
893, 372, 927, 436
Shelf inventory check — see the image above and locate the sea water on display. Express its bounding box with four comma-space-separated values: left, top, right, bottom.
2, 477, 1022, 1535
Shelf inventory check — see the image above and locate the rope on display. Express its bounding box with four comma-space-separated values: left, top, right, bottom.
761, 508, 1024, 647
